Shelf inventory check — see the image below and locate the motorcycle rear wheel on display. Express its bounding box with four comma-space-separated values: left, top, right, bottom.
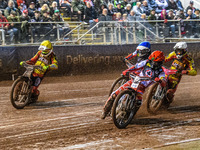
10, 78, 31, 109
146, 83, 163, 114
112, 89, 137, 129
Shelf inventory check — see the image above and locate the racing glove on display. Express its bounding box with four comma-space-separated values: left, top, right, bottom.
20, 61, 24, 66
43, 65, 49, 71
154, 77, 166, 87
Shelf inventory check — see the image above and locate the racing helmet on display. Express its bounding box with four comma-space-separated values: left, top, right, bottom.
173, 42, 187, 59
38, 40, 53, 56
148, 50, 165, 70
136, 41, 151, 60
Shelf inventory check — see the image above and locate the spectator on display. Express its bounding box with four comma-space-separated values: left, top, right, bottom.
195, 9, 200, 19
7, 11, 20, 43
132, 2, 143, 17
30, 10, 42, 42
50, 1, 59, 16
0, 0, 7, 9
155, 0, 168, 13
39, 0, 50, 7
52, 9, 71, 40
147, 0, 158, 9
148, 9, 157, 26
185, 9, 196, 37
71, 0, 85, 21
0, 10, 15, 44
59, 0, 71, 17
166, 9, 176, 37
107, 3, 115, 20
115, 2, 124, 15
17, 0, 25, 7
186, 0, 196, 14
141, 0, 151, 16
128, 10, 136, 21
28, 2, 37, 18
4, 0, 19, 17
41, 11, 53, 40
114, 0, 124, 8
83, 0, 93, 6
40, 4, 50, 16
158, 9, 169, 37
84, 2, 97, 27
167, 0, 178, 12
175, 0, 183, 11
19, 9, 31, 43
25, 0, 37, 8
124, 4, 132, 15
99, 3, 107, 14
94, 0, 104, 15
98, 8, 111, 21
18, 2, 27, 14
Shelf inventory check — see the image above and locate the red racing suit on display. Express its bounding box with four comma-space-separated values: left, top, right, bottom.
123, 49, 145, 76
165, 51, 197, 97
103, 60, 166, 112
26, 50, 58, 95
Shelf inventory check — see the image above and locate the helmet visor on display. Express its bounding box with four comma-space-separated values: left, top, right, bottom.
151, 60, 163, 69
138, 48, 150, 57
175, 49, 185, 55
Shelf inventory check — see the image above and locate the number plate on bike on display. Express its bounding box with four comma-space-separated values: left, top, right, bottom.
131, 82, 139, 88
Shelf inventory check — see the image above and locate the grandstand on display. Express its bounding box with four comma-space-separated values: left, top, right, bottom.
0, 0, 200, 45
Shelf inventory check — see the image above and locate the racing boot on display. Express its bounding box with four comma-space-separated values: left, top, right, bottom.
30, 87, 40, 104
101, 96, 115, 119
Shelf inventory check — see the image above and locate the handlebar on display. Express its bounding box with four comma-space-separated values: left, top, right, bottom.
22, 61, 43, 70
129, 73, 153, 82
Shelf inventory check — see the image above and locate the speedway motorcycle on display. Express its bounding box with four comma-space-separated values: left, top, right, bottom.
145, 67, 178, 114
10, 62, 42, 109
112, 73, 154, 129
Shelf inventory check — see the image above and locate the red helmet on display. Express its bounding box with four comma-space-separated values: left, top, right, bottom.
148, 51, 165, 62
148, 51, 165, 69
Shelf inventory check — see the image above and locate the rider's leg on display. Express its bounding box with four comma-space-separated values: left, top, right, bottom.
167, 75, 181, 102
101, 80, 132, 119
31, 75, 43, 98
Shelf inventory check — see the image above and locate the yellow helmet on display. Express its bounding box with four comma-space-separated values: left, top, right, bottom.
38, 40, 53, 56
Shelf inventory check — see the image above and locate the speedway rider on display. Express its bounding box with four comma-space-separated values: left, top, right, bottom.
165, 42, 197, 103
20, 40, 58, 100
122, 41, 151, 76
101, 51, 166, 119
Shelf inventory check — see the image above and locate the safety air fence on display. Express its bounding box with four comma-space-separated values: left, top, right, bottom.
0, 43, 199, 80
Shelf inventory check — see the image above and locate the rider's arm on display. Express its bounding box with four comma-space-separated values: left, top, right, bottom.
125, 50, 138, 60
49, 54, 58, 70
26, 51, 41, 65
165, 51, 176, 63
185, 56, 197, 76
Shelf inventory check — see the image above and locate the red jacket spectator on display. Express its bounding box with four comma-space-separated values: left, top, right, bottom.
17, 0, 25, 7
0, 15, 9, 29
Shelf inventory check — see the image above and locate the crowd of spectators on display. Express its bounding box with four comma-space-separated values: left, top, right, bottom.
0, 0, 200, 44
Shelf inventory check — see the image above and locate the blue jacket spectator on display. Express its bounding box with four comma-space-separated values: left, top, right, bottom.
176, 0, 184, 11
141, 0, 152, 16
132, 2, 143, 16
155, 0, 168, 13
147, 0, 158, 9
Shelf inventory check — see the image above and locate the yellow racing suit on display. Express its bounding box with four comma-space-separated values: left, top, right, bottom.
165, 51, 197, 99
26, 50, 58, 96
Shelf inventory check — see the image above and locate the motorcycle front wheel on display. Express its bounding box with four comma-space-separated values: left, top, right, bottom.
109, 76, 129, 96
10, 77, 31, 109
146, 83, 163, 114
112, 89, 137, 129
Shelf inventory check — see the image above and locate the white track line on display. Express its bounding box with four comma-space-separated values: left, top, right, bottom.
0, 120, 110, 140
0, 110, 102, 129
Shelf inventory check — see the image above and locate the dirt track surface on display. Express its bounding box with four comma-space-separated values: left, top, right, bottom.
0, 73, 200, 150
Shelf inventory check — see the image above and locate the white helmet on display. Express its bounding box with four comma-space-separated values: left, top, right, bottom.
173, 42, 187, 59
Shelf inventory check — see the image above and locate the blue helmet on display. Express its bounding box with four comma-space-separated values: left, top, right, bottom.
136, 41, 151, 60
